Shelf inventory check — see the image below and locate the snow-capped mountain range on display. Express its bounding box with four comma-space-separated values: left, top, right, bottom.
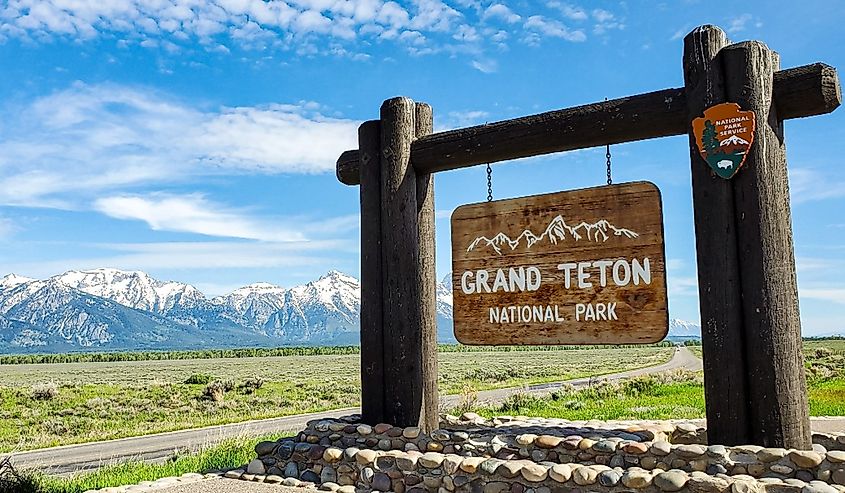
0, 268, 700, 353
0, 268, 456, 353
468, 216, 639, 255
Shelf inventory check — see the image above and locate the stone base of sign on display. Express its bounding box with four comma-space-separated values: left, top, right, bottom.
229, 413, 845, 493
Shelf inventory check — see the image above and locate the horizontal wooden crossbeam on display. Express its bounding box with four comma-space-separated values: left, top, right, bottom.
337, 63, 840, 186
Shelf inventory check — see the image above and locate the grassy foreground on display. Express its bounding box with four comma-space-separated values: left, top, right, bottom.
11, 435, 275, 493
479, 340, 845, 420
0, 346, 673, 452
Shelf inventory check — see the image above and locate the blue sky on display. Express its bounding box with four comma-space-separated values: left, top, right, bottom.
0, 0, 843, 334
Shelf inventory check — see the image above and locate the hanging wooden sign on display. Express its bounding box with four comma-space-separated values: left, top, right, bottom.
450, 181, 668, 345
692, 102, 756, 179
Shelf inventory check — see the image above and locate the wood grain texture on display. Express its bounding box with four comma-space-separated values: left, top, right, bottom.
336, 62, 841, 186
357, 120, 385, 425
379, 97, 423, 428
414, 102, 439, 432
723, 41, 811, 449
773, 63, 841, 120
683, 24, 752, 446
450, 182, 667, 346
336, 149, 359, 186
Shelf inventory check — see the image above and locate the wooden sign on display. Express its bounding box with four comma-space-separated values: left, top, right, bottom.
450, 181, 668, 345
692, 102, 756, 179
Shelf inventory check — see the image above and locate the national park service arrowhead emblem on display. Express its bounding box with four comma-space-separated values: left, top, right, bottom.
692, 103, 755, 179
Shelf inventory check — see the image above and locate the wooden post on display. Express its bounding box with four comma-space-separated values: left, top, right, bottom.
723, 41, 812, 448
683, 25, 752, 446
380, 97, 424, 427
414, 102, 440, 432
358, 120, 385, 425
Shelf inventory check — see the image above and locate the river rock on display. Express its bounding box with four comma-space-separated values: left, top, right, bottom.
484, 482, 510, 493
791, 451, 824, 469
549, 464, 572, 483
521, 463, 548, 482
397, 455, 419, 471
536, 435, 563, 449
443, 455, 462, 475
771, 464, 795, 475
284, 462, 298, 478
323, 447, 343, 463
599, 469, 623, 487
624, 442, 649, 454
255, 441, 277, 456
593, 440, 617, 453
320, 466, 337, 484
246, 459, 265, 475
758, 448, 788, 462
652, 441, 672, 456
460, 457, 486, 474
481, 458, 505, 475
802, 481, 839, 493
677, 444, 707, 459
572, 466, 599, 486
403, 427, 421, 439
654, 470, 689, 491
517, 434, 537, 446
300, 470, 319, 483
357, 424, 373, 436
372, 472, 391, 491
420, 452, 445, 468
356, 449, 378, 465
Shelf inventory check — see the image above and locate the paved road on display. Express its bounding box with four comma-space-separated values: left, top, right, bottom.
10, 347, 701, 476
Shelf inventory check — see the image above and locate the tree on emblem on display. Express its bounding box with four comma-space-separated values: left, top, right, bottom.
702, 119, 719, 155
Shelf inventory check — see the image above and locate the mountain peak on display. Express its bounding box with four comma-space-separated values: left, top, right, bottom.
0, 273, 35, 289
318, 270, 358, 284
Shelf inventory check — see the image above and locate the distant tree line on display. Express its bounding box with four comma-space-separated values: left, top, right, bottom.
0, 341, 676, 365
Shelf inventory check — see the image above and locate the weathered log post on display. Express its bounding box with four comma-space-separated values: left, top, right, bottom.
683, 25, 751, 446
378, 97, 439, 429
414, 102, 440, 432
723, 42, 811, 448
358, 119, 385, 424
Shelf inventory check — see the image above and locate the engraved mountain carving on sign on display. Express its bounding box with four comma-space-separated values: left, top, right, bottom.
467, 215, 639, 255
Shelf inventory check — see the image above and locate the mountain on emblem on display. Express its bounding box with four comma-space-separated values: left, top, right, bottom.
692, 102, 756, 179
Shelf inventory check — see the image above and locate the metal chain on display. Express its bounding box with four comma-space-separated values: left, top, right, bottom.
604, 97, 612, 186
486, 163, 493, 202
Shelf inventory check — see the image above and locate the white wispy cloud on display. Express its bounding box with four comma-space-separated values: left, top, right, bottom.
547, 2, 588, 21
0, 217, 16, 240
0, 1, 623, 60
591, 8, 623, 35
0, 83, 359, 207
483, 4, 520, 24
789, 168, 845, 204
726, 13, 761, 34
471, 58, 498, 73
1, 240, 354, 277
94, 194, 307, 242
441, 110, 490, 130
800, 287, 845, 305
523, 15, 586, 43
93, 193, 363, 242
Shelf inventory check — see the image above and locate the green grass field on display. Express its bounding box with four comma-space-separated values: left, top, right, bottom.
0, 346, 673, 453
14, 435, 274, 493
479, 340, 845, 420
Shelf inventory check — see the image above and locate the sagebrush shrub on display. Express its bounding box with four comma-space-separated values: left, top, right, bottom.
184, 373, 214, 385
31, 382, 59, 401
202, 381, 226, 402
